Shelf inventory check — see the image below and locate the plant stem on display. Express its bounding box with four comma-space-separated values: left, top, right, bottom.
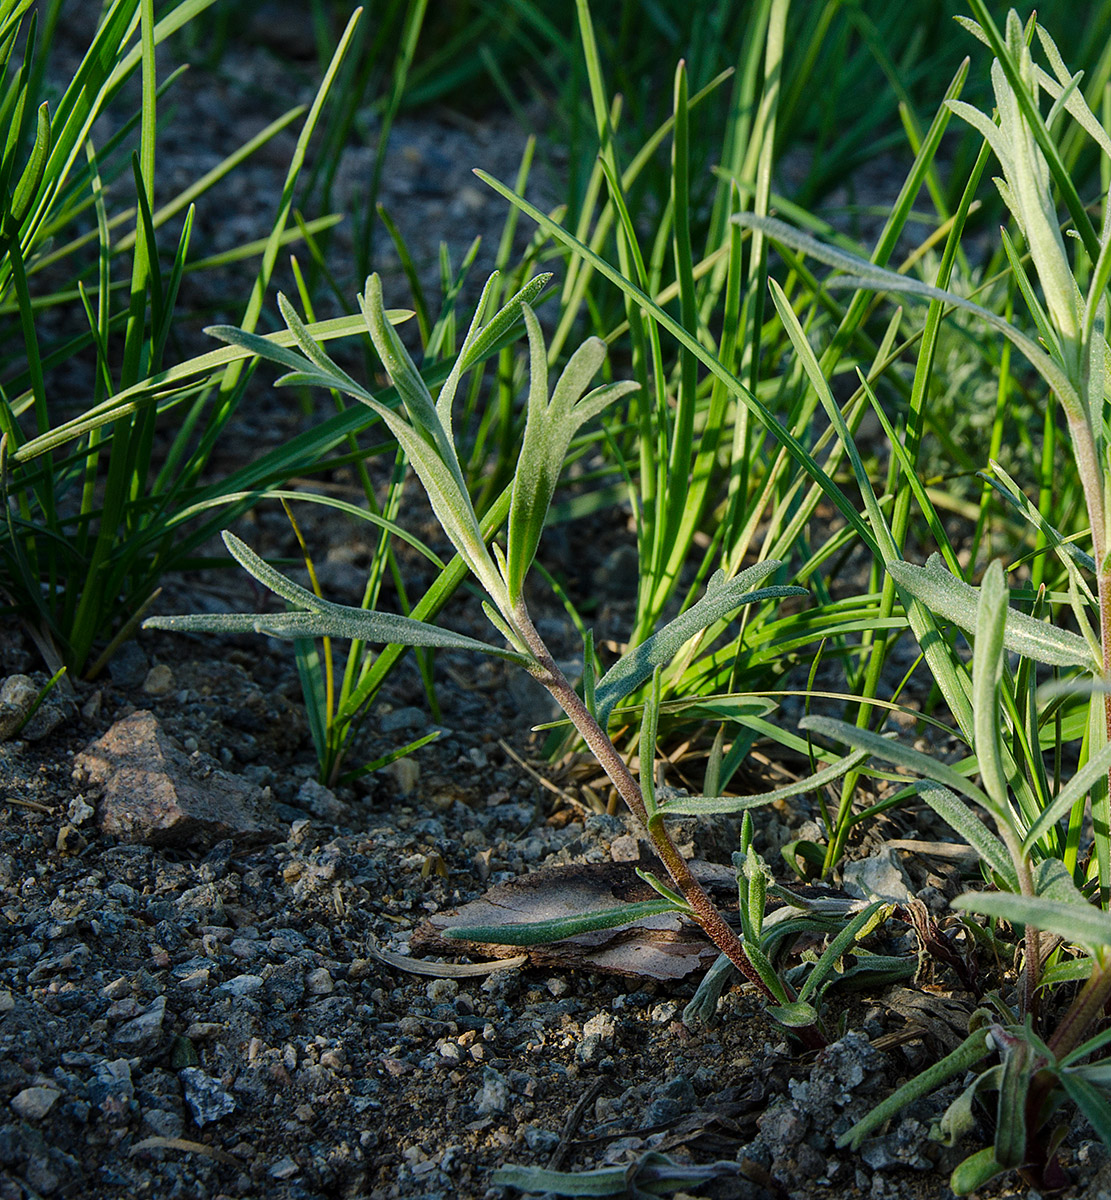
1048, 959, 1111, 1059
510, 600, 826, 1049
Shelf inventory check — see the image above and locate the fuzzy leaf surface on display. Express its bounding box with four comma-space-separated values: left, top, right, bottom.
594, 562, 805, 727
888, 556, 1095, 670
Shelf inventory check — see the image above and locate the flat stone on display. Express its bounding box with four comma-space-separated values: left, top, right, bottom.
295, 779, 348, 823
10, 1086, 61, 1120
220, 974, 264, 997
74, 710, 281, 850
379, 706, 427, 734
113, 995, 167, 1053
842, 849, 914, 904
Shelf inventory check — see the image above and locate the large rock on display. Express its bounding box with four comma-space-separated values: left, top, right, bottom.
74, 710, 281, 849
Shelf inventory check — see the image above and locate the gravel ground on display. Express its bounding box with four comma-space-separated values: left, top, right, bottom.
6, 9, 1111, 1200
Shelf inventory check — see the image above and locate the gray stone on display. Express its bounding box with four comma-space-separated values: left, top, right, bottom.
269, 1156, 300, 1179
305, 968, 333, 995
379, 706, 427, 734
842, 849, 914, 904
295, 778, 348, 822
10, 1086, 61, 1120
143, 1107, 185, 1139
180, 1067, 236, 1127
264, 960, 306, 1007
113, 995, 166, 1053
107, 641, 149, 688
757, 1104, 809, 1152
523, 1125, 560, 1152
220, 974, 264, 997
89, 1058, 134, 1120
473, 1066, 510, 1115
860, 1117, 934, 1171
649, 1075, 696, 1124
74, 710, 280, 849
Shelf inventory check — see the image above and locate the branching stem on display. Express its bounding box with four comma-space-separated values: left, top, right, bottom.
510, 598, 827, 1049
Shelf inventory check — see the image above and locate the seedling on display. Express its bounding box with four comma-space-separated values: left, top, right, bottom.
146, 271, 874, 1045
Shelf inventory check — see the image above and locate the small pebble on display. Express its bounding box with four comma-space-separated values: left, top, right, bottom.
11, 1087, 61, 1120
221, 974, 264, 996
426, 978, 458, 1002
306, 968, 333, 995
67, 795, 95, 825
142, 664, 175, 696
180, 1067, 236, 1127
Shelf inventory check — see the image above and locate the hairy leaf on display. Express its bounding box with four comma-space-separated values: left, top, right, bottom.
955, 892, 1111, 954
594, 562, 805, 726
888, 556, 1095, 670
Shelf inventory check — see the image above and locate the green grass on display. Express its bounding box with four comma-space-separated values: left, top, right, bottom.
12, 2, 1111, 1186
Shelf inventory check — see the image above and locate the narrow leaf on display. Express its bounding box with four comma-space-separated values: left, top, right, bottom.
915, 782, 1018, 889
594, 562, 805, 726
799, 715, 995, 814
1060, 1071, 1111, 1150
443, 899, 681, 946
888, 556, 1095, 670
660, 749, 869, 815
954, 893, 1111, 953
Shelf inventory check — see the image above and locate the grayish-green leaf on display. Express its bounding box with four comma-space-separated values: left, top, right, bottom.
937, 1065, 1003, 1147
504, 304, 637, 602
799, 715, 996, 815
994, 1034, 1033, 1167
594, 562, 805, 727
914, 782, 1018, 890
888, 556, 1096, 670
797, 901, 884, 1004
768, 1000, 819, 1028
733, 213, 1085, 422
973, 561, 1011, 813
492, 1152, 742, 1196
660, 749, 869, 815
143, 533, 533, 666
443, 898, 681, 946
1059, 1071, 1111, 1153
954, 892, 1111, 953
950, 1147, 1007, 1195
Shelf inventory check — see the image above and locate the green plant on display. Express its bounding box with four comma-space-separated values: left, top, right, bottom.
741, 7, 1111, 1189
0, 0, 373, 676
143, 270, 885, 1046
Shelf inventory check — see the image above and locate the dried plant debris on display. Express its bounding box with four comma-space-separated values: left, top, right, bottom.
413, 861, 735, 979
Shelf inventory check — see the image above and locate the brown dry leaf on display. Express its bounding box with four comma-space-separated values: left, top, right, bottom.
883, 985, 977, 1052
412, 861, 736, 980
